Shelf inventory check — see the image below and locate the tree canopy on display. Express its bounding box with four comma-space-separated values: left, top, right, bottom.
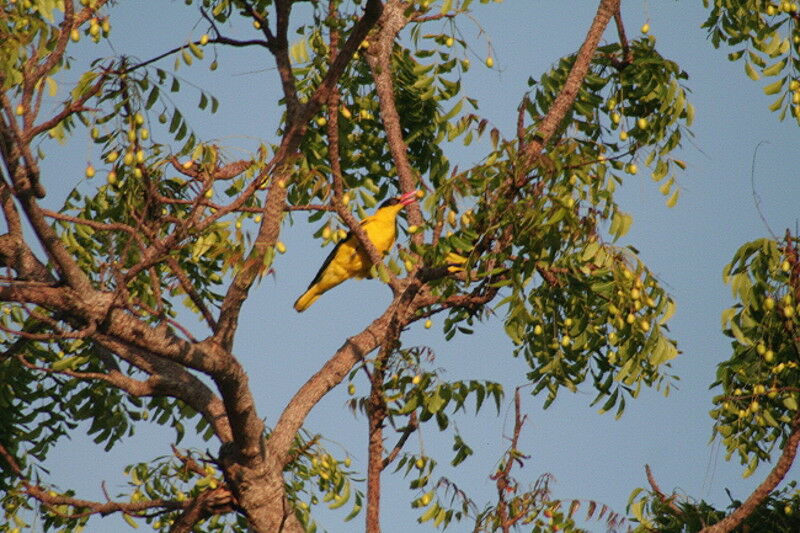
0, 0, 799, 532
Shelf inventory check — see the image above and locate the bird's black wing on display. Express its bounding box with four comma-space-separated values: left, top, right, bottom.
304, 231, 353, 289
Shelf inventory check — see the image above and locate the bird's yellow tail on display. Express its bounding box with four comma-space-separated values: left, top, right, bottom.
293, 286, 322, 312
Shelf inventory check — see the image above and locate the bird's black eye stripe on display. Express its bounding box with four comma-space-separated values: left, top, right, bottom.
378, 198, 400, 208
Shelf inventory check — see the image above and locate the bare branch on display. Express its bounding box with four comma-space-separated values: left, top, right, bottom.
124, 37, 269, 74
382, 413, 418, 470
645, 464, 685, 517
613, 6, 633, 65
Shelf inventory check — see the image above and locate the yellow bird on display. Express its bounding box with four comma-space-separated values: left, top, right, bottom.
294, 190, 418, 312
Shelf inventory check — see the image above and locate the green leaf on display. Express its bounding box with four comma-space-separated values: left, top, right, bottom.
783, 396, 798, 411
763, 77, 785, 95
762, 58, 786, 77
745, 62, 760, 81
122, 513, 139, 528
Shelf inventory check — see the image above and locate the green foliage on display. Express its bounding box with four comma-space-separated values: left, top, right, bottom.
415, 34, 690, 415
629, 481, 800, 532
711, 236, 800, 476
13, 0, 786, 531
283, 430, 365, 529
703, 0, 800, 123
0, 0, 72, 93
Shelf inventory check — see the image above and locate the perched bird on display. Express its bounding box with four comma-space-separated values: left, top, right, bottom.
293, 190, 418, 312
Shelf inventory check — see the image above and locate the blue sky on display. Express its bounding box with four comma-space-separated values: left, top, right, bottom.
31, 1, 800, 532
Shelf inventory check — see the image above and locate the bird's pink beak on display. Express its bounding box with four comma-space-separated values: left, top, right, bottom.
398, 190, 419, 206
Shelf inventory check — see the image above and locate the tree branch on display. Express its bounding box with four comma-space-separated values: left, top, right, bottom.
0, 441, 187, 519
382, 412, 418, 470
644, 464, 685, 517
365, 1, 424, 239
522, 0, 620, 164
268, 306, 396, 463
700, 410, 800, 533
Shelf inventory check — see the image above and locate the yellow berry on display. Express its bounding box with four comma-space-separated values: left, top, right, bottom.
85, 164, 95, 178
347, 383, 356, 395
200, 33, 209, 45
412, 375, 422, 385
70, 28, 80, 42
485, 56, 494, 68
316, 117, 327, 127
15, 104, 24, 115
276, 241, 287, 254
637, 117, 648, 129
641, 23, 650, 34
424, 319, 432, 329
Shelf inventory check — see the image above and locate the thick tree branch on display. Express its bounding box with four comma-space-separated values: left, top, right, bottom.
365, 1, 424, 238
91, 335, 234, 443
268, 306, 396, 463
700, 411, 800, 533
522, 0, 620, 163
